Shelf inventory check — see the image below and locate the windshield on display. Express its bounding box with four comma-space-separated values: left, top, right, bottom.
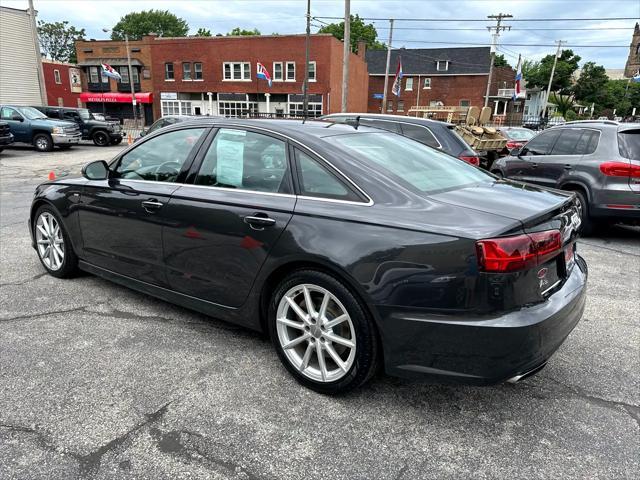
504, 129, 534, 141
17, 106, 47, 120
333, 132, 493, 194
78, 109, 91, 120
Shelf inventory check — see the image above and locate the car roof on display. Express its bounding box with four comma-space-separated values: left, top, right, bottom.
322, 112, 454, 128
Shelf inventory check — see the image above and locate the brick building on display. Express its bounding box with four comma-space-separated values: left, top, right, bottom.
75, 35, 155, 125
150, 33, 368, 119
365, 47, 515, 118
42, 60, 83, 107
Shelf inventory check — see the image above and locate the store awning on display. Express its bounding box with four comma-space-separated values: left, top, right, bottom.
80, 92, 153, 104
77, 58, 144, 67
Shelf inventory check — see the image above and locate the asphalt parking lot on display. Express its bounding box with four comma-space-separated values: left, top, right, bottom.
1, 143, 638, 480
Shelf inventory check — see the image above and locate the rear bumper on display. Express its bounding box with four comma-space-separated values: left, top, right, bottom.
377, 255, 588, 385
52, 133, 81, 145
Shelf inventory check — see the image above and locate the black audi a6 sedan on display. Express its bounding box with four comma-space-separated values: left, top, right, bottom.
29, 118, 587, 394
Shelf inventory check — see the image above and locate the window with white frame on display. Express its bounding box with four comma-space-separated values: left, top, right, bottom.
398, 101, 405, 112
132, 67, 139, 84
161, 100, 192, 116
183, 62, 191, 80
165, 62, 174, 80
223, 62, 251, 81
405, 77, 413, 90
288, 102, 322, 117
54, 69, 61, 84
308, 61, 316, 81
436, 61, 448, 71
194, 62, 202, 80
387, 101, 393, 112
459, 99, 470, 107
89, 67, 99, 84
119, 66, 130, 84
273, 62, 283, 81
286, 62, 295, 81
423, 77, 431, 89
219, 101, 257, 117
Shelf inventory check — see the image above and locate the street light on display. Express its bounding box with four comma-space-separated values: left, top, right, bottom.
102, 27, 138, 130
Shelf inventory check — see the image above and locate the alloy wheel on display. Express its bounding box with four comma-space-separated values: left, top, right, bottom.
276, 283, 356, 383
35, 212, 64, 271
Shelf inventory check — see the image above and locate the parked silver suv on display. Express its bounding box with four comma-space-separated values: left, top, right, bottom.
492, 121, 640, 234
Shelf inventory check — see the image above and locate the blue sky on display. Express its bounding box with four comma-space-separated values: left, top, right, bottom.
4, 0, 639, 69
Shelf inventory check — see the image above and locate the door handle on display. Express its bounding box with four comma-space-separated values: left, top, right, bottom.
531, 163, 538, 168
141, 199, 163, 212
564, 164, 572, 170
244, 214, 276, 230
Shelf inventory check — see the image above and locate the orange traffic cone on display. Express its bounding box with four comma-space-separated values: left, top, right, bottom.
127, 133, 133, 145
48, 171, 56, 181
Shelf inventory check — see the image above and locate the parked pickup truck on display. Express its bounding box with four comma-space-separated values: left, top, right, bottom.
0, 121, 14, 152
34, 106, 123, 146
0, 105, 81, 152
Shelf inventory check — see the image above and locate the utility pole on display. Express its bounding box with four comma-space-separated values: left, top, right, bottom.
28, 0, 47, 106
483, 13, 512, 107
543, 40, 565, 119
341, 0, 350, 112
381, 19, 394, 113
303, 0, 311, 118
124, 33, 138, 130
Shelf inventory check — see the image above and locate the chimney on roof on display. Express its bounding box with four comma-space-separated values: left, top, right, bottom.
357, 40, 366, 57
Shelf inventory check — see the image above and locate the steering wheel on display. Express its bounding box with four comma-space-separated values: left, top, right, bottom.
154, 161, 182, 181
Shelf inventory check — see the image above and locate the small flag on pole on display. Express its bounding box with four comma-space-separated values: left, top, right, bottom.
101, 63, 122, 81
513, 54, 522, 101
391, 57, 403, 97
256, 62, 272, 87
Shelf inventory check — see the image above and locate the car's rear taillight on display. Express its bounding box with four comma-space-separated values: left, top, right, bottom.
459, 155, 480, 166
599, 161, 640, 178
506, 141, 522, 150
476, 230, 562, 272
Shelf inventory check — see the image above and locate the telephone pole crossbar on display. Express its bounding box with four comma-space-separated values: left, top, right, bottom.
484, 13, 512, 108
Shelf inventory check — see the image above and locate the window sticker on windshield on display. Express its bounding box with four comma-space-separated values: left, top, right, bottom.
216, 138, 244, 187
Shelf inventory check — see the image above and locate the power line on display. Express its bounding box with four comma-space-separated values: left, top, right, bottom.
313, 15, 639, 22
368, 26, 634, 31
390, 40, 629, 47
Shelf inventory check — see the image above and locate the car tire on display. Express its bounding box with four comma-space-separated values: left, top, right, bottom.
110, 137, 123, 145
33, 133, 53, 152
33, 205, 78, 278
92, 130, 109, 146
268, 269, 379, 394
573, 190, 595, 236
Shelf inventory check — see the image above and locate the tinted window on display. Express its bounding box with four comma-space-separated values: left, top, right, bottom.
503, 129, 534, 141
523, 130, 560, 156
574, 130, 600, 155
400, 123, 440, 148
295, 149, 362, 201
333, 133, 491, 194
195, 128, 290, 193
147, 119, 167, 134
63, 111, 77, 120
0, 107, 19, 120
618, 130, 640, 159
359, 118, 401, 134
550, 129, 584, 155
115, 128, 206, 182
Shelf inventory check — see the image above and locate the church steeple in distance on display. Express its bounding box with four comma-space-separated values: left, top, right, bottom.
625, 22, 640, 78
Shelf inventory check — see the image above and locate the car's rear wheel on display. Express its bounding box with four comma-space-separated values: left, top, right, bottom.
110, 137, 123, 145
33, 206, 78, 278
33, 133, 53, 152
573, 190, 595, 236
92, 130, 109, 146
268, 270, 378, 394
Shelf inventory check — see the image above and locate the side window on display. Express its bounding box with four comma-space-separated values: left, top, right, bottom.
63, 111, 78, 121
577, 130, 600, 155
523, 130, 560, 156
359, 118, 401, 134
294, 148, 362, 202
550, 129, 584, 155
195, 129, 290, 193
147, 119, 168, 134
400, 124, 440, 148
115, 128, 206, 182
1, 107, 19, 120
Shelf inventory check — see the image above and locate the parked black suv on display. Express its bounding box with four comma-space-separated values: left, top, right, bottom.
34, 106, 123, 146
321, 113, 480, 166
492, 121, 640, 233
0, 121, 14, 152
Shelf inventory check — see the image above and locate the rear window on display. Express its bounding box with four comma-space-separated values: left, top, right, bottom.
618, 130, 640, 160
504, 129, 534, 141
332, 132, 492, 194
400, 123, 440, 148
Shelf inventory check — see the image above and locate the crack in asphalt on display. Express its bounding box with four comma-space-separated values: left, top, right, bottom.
544, 377, 640, 428
0, 271, 48, 287
77, 402, 172, 478
0, 302, 108, 323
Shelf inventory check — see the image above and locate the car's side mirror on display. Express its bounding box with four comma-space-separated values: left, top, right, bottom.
139, 130, 146, 137
510, 147, 522, 157
11, 114, 23, 122
82, 160, 110, 180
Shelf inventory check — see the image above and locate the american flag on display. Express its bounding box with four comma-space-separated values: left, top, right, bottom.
513, 55, 522, 101
391, 58, 403, 97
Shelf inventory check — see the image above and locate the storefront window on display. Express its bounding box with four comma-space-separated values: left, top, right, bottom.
219, 101, 257, 117
288, 103, 322, 118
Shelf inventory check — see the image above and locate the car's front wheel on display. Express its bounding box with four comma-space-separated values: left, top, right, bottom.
33, 133, 53, 152
268, 270, 378, 394
92, 130, 109, 146
33, 206, 78, 278
110, 137, 123, 145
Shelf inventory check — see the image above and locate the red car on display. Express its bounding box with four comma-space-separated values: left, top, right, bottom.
498, 127, 536, 156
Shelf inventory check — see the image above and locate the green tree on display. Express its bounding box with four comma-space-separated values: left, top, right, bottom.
227, 27, 261, 36
111, 10, 189, 40
37, 20, 85, 63
522, 49, 581, 94
550, 93, 575, 116
493, 54, 510, 68
318, 14, 385, 53
195, 27, 212, 37
573, 62, 608, 104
